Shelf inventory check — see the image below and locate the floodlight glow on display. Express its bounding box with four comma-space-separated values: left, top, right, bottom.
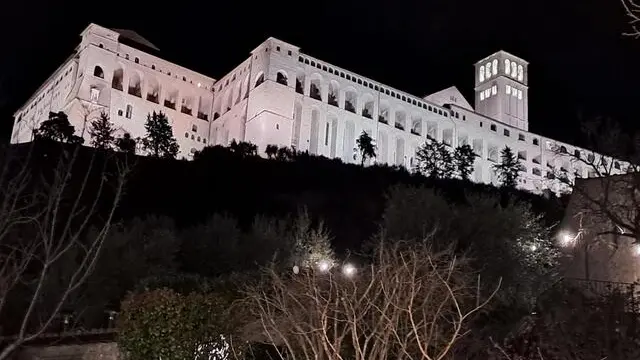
343, 263, 356, 277
559, 232, 576, 247
317, 260, 331, 272
529, 244, 538, 252
633, 244, 640, 256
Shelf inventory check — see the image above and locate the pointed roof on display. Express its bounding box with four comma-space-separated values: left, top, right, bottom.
423, 86, 473, 111
112, 28, 160, 52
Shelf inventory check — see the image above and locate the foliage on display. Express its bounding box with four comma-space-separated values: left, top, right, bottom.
492, 283, 640, 359
141, 111, 179, 159
243, 241, 498, 360
34, 111, 84, 144
88, 112, 116, 150
415, 136, 454, 179
355, 131, 376, 165
493, 146, 522, 188
265, 144, 278, 159
118, 288, 238, 360
289, 209, 336, 269
229, 140, 258, 158
115, 133, 137, 154
454, 144, 476, 181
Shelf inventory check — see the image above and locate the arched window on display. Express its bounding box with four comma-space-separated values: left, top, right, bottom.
344, 90, 357, 113
395, 110, 406, 131
309, 78, 322, 101
146, 76, 161, 103
485, 62, 491, 79
479, 66, 485, 82
504, 59, 510, 75
255, 73, 265, 87
328, 81, 339, 106
296, 73, 305, 94
517, 65, 524, 81
128, 73, 142, 97
511, 62, 517, 77
492, 59, 498, 75
276, 71, 288, 86
93, 66, 104, 79
112, 66, 123, 90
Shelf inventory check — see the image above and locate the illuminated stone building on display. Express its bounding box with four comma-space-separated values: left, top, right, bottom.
11, 23, 624, 193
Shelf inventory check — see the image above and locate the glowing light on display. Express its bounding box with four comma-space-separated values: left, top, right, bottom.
343, 263, 356, 277
317, 260, 331, 272
529, 244, 538, 252
634, 244, 640, 257
559, 232, 576, 247
197, 82, 202, 88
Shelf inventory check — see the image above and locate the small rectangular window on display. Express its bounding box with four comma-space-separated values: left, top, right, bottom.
518, 133, 525, 141
504, 129, 510, 137
125, 104, 133, 119
490, 124, 497, 132
276, 46, 281, 52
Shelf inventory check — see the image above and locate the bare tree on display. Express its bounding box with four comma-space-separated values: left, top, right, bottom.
242, 239, 500, 360
621, 0, 640, 38
553, 119, 640, 246
0, 140, 129, 360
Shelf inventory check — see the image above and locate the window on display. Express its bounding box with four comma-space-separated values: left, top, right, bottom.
324, 122, 330, 145
504, 59, 510, 75
479, 66, 485, 82
255, 73, 265, 87
276, 46, 281, 52
125, 104, 133, 119
185, 132, 189, 138
517, 65, 524, 81
90, 87, 100, 102
93, 66, 104, 79
518, 89, 523, 100
118, 109, 123, 116
192, 125, 197, 132
503, 129, 510, 137
491, 85, 497, 95
532, 168, 541, 176
485, 62, 491, 79
506, 84, 511, 94
99, 43, 104, 48
492, 59, 498, 75
484, 88, 491, 98
288, 50, 292, 56
490, 124, 497, 132
276, 71, 288, 86
511, 62, 517, 77
480, 92, 485, 101
518, 133, 525, 141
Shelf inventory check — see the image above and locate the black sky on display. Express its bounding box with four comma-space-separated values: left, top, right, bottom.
1, 0, 638, 145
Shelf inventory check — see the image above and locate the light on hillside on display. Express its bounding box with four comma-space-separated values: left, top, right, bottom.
343, 263, 356, 277
317, 260, 331, 272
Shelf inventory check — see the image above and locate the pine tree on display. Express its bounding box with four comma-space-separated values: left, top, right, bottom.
88, 112, 116, 150
453, 144, 476, 181
116, 133, 137, 154
290, 209, 336, 270
141, 111, 179, 159
35, 111, 83, 144
356, 131, 376, 165
415, 137, 454, 179
493, 146, 522, 188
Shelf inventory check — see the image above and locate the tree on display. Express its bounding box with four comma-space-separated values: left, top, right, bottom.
34, 111, 84, 144
621, 0, 640, 38
289, 209, 336, 270
88, 112, 116, 150
415, 136, 454, 179
355, 131, 376, 165
493, 146, 522, 188
454, 144, 476, 181
115, 133, 137, 154
0, 142, 129, 360
229, 140, 258, 158
141, 111, 179, 159
243, 240, 499, 360
265, 144, 278, 159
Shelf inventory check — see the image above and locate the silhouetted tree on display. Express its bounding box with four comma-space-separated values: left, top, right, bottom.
34, 111, 84, 144
88, 112, 116, 150
115, 133, 137, 154
229, 140, 257, 158
276, 146, 295, 161
141, 111, 179, 159
415, 137, 454, 179
356, 131, 376, 165
454, 144, 476, 181
493, 146, 522, 188
265, 144, 278, 159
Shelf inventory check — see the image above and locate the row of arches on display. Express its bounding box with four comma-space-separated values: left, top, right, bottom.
212, 73, 251, 119
284, 70, 433, 136
93, 64, 212, 121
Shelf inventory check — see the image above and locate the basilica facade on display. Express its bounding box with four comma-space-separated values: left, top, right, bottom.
11, 23, 621, 193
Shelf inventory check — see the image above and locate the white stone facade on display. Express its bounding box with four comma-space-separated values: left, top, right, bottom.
11, 23, 624, 193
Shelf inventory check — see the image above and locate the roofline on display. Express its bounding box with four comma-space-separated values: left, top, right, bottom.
13, 54, 77, 117
475, 50, 529, 66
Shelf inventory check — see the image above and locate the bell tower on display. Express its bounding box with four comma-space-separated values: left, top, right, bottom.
474, 51, 529, 131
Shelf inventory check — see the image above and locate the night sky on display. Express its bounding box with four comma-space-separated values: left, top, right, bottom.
1, 0, 638, 146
